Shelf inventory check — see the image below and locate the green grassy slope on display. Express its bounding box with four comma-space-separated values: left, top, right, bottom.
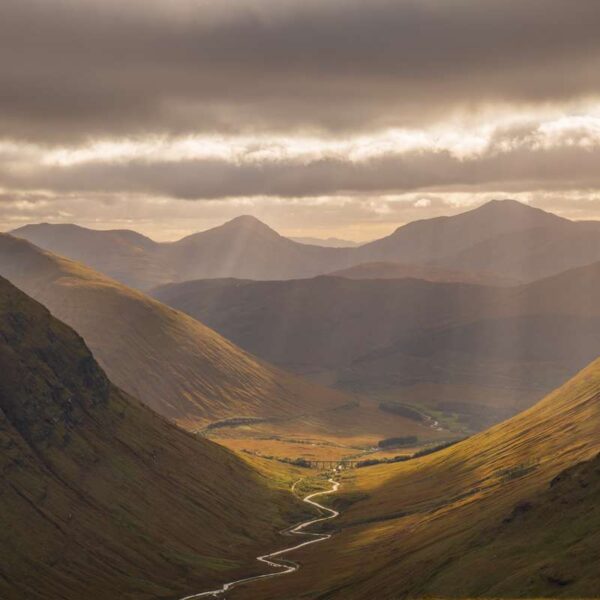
0, 234, 348, 429
0, 275, 306, 600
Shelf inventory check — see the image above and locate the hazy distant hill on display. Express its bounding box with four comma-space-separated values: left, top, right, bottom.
435, 220, 600, 281
0, 234, 347, 429
11, 222, 170, 289
14, 200, 600, 289
329, 261, 512, 285
161, 215, 351, 281
153, 264, 600, 430
354, 199, 566, 265
11, 216, 350, 288
237, 357, 600, 599
0, 276, 302, 600
291, 236, 362, 247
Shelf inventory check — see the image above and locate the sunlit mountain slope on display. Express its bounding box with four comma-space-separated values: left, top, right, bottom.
0, 234, 347, 429
231, 356, 600, 599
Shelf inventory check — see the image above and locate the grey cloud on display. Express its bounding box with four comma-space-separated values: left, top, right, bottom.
3, 140, 600, 200
1, 0, 600, 141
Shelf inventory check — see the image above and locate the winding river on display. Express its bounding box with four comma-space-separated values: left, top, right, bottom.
180, 478, 340, 599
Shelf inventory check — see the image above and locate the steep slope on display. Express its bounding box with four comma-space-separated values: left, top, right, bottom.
0, 234, 347, 429
0, 276, 303, 600
232, 357, 600, 599
153, 266, 600, 431
329, 260, 511, 285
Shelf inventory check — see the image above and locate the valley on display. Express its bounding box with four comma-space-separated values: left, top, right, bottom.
180, 476, 341, 599
3, 199, 600, 599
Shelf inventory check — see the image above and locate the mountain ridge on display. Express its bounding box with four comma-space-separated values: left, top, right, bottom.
14, 199, 600, 289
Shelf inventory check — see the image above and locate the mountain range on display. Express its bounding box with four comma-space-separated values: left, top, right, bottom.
13, 199, 600, 290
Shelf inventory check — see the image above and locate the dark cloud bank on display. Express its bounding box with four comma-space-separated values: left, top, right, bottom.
1, 0, 600, 141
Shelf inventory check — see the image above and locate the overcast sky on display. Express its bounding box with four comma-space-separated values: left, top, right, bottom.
2, 0, 600, 240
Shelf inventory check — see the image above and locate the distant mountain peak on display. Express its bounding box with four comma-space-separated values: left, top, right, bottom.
473, 198, 565, 220
13, 222, 85, 233
224, 214, 270, 228
175, 214, 283, 247
485, 198, 524, 206
478, 198, 531, 211
211, 214, 282, 238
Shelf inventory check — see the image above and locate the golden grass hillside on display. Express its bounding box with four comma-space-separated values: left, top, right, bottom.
229, 356, 600, 599
0, 234, 349, 429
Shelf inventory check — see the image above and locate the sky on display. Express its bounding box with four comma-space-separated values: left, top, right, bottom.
2, 0, 600, 241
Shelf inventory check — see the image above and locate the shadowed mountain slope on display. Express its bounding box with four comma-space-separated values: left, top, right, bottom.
0, 276, 303, 600
152, 276, 495, 373
231, 357, 600, 599
153, 264, 600, 431
14, 200, 600, 289
0, 234, 347, 429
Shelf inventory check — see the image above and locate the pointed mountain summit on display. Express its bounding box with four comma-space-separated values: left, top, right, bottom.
221, 214, 278, 232
164, 214, 350, 281
177, 214, 281, 244
458, 198, 565, 221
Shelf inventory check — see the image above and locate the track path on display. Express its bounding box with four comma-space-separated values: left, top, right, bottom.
180, 477, 340, 599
